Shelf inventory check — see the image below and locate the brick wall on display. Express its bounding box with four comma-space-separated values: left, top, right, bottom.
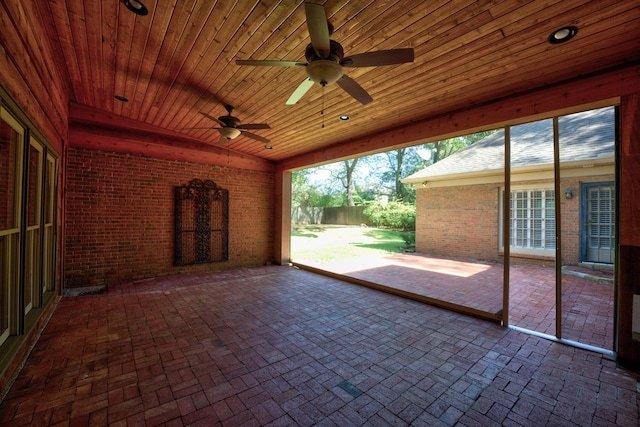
416, 175, 615, 265
416, 183, 500, 262
64, 147, 274, 288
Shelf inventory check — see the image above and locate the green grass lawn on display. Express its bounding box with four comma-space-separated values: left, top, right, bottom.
291, 225, 409, 263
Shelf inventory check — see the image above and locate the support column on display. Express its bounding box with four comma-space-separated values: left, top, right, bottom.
274, 170, 291, 265
617, 93, 640, 370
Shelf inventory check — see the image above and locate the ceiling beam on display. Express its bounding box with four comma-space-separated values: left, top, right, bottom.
277, 63, 640, 172
69, 103, 275, 172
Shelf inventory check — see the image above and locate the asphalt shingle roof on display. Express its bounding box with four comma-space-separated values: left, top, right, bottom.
404, 107, 615, 181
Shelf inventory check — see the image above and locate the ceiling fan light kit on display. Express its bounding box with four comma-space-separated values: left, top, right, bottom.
219, 127, 242, 140
306, 60, 343, 86
178, 104, 271, 144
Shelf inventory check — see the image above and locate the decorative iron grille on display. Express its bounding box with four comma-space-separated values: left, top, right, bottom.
175, 179, 228, 265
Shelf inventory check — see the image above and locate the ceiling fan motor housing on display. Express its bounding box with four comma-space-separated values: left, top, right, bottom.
219, 115, 241, 128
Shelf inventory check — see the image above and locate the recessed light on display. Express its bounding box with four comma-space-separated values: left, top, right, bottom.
114, 95, 129, 102
548, 26, 577, 44
338, 115, 350, 121
265, 145, 273, 150
122, 0, 148, 16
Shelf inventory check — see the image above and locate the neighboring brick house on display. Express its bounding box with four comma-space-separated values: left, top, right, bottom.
402, 107, 615, 266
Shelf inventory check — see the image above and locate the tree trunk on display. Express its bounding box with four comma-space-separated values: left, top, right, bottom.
343, 159, 358, 206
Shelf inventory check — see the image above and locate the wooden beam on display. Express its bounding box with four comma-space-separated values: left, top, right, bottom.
277, 63, 640, 172
68, 103, 275, 172
618, 92, 640, 369
619, 93, 640, 246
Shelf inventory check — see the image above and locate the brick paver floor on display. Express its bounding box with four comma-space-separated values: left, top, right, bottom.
300, 253, 615, 350
0, 266, 636, 426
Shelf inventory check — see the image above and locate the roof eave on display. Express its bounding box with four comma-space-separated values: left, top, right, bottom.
402, 154, 614, 185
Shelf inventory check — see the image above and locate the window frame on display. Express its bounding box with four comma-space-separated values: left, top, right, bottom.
498, 185, 556, 257
0, 106, 25, 346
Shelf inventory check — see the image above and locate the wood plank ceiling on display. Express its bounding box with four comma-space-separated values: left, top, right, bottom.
39, 0, 640, 164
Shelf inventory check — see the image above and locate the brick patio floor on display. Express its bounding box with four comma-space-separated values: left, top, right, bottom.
0, 266, 636, 426
301, 253, 615, 351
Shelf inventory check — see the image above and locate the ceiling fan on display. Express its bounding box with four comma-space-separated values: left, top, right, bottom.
179, 104, 271, 144
236, 2, 414, 105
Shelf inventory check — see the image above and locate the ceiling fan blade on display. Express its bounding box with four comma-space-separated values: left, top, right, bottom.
241, 131, 270, 143
337, 75, 373, 105
286, 78, 315, 105
238, 123, 270, 130
341, 48, 415, 67
200, 111, 226, 127
305, 2, 331, 58
217, 132, 226, 144
176, 127, 217, 130
236, 59, 307, 67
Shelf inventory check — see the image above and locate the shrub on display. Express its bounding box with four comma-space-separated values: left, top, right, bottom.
363, 201, 415, 231
401, 231, 415, 247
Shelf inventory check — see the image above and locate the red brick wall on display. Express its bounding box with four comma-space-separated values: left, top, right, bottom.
416, 183, 500, 261
64, 147, 274, 288
415, 175, 615, 265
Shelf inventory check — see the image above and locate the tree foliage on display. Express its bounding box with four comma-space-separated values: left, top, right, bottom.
379, 148, 423, 203
425, 131, 495, 165
290, 130, 496, 211
292, 169, 341, 208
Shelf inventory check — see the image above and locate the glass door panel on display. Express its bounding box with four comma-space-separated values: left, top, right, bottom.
584, 183, 615, 264
507, 118, 557, 336
291, 131, 505, 322
42, 153, 57, 293
0, 108, 24, 345
24, 139, 43, 314
559, 107, 616, 350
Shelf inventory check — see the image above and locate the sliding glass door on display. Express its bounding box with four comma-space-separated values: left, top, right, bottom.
507, 106, 616, 351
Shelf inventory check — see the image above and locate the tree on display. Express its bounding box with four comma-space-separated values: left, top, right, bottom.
290, 131, 497, 211
380, 148, 423, 203
292, 165, 348, 208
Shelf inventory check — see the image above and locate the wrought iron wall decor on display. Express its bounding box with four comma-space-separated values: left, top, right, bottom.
175, 179, 229, 265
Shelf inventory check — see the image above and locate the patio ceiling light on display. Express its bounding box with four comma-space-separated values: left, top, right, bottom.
123, 0, 148, 16
548, 26, 578, 44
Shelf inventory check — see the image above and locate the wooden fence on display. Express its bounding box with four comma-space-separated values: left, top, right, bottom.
292, 205, 370, 225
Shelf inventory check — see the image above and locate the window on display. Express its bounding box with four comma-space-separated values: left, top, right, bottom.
0, 97, 58, 360
0, 107, 24, 346
500, 188, 556, 255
